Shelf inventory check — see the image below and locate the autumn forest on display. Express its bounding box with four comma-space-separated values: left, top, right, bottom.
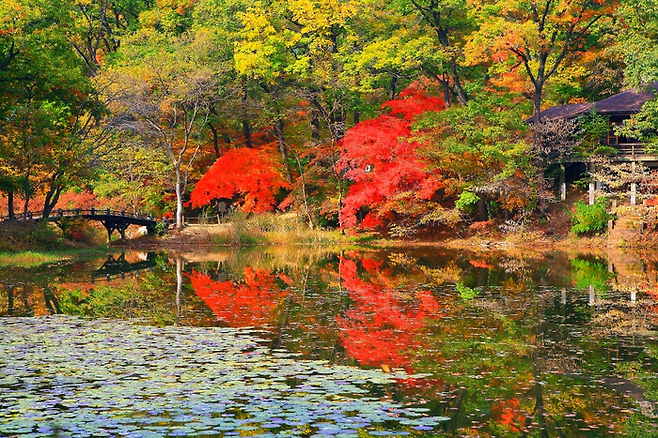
1, 0, 657, 236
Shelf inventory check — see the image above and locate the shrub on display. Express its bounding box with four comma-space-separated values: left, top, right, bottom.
455, 191, 480, 214
570, 197, 612, 235
153, 221, 169, 236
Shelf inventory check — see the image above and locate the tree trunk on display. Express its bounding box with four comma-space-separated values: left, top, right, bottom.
242, 120, 253, 148
208, 122, 221, 158
389, 74, 397, 100
311, 111, 320, 139
450, 58, 468, 105
43, 175, 64, 220
274, 119, 293, 184
7, 190, 14, 220
533, 80, 544, 122
22, 173, 30, 217
241, 83, 253, 148
175, 167, 184, 230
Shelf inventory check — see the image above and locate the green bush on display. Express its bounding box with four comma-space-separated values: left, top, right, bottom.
455, 191, 480, 214
570, 197, 612, 235
153, 220, 169, 236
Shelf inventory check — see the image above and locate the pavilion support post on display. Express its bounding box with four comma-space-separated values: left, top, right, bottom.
589, 182, 595, 205
589, 285, 595, 306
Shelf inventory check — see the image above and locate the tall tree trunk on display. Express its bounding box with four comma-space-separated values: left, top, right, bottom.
7, 190, 14, 220
434, 27, 468, 105
389, 74, 398, 100
274, 119, 293, 184
289, 144, 314, 229
242, 83, 253, 148
532, 79, 545, 122
311, 111, 321, 140
42, 185, 63, 220
175, 165, 184, 230
208, 122, 221, 158
43, 173, 64, 220
449, 57, 468, 105
242, 120, 253, 148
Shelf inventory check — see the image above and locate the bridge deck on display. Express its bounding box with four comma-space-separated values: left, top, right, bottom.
1, 208, 159, 241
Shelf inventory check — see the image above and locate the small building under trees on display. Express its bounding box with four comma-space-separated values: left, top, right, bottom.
535, 85, 657, 162
531, 83, 658, 205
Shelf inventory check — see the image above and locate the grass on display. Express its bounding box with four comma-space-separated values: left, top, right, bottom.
208, 212, 361, 246
0, 248, 109, 267
0, 251, 64, 267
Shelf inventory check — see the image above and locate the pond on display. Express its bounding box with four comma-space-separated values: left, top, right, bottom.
1, 245, 658, 437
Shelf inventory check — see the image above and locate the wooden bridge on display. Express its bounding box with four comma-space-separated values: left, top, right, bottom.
1, 208, 159, 241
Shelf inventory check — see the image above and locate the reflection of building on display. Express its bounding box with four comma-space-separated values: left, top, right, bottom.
608, 249, 647, 300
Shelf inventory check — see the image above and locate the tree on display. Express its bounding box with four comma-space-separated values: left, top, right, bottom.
416, 90, 531, 221
106, 24, 223, 229
468, 0, 618, 121
70, 0, 152, 76
336, 84, 445, 229
615, 0, 658, 87
190, 147, 291, 213
404, 0, 473, 106
0, 0, 100, 219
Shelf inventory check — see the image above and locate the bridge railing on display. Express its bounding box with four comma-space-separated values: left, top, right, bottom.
0, 208, 157, 223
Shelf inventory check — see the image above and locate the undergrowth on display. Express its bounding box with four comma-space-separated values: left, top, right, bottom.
213, 211, 351, 246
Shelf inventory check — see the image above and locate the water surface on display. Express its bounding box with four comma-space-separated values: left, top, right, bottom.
1, 246, 657, 436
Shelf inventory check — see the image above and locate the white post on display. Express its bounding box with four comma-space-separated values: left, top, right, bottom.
560, 183, 567, 201
561, 288, 567, 305
589, 285, 596, 306
631, 291, 637, 304
589, 182, 595, 205
631, 182, 637, 206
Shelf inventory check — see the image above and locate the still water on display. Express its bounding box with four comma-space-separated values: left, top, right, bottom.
1, 246, 658, 437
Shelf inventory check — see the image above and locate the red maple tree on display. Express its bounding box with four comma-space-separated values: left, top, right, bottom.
336, 84, 445, 228
190, 147, 290, 213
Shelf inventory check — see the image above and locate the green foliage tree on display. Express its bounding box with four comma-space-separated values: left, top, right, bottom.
104, 18, 227, 229
417, 90, 531, 220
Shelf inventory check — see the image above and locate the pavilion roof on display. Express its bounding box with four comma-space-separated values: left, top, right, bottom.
527, 83, 658, 122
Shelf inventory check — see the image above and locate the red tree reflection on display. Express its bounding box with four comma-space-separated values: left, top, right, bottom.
336, 256, 442, 371
492, 397, 528, 433
189, 268, 288, 327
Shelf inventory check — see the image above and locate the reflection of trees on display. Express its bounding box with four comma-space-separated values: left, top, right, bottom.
187, 259, 348, 362
336, 256, 443, 371
189, 268, 288, 327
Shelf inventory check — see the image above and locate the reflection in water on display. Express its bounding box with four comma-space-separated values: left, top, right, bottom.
1, 247, 658, 435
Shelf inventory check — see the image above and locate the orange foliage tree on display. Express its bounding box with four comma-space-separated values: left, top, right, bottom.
190, 147, 291, 213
